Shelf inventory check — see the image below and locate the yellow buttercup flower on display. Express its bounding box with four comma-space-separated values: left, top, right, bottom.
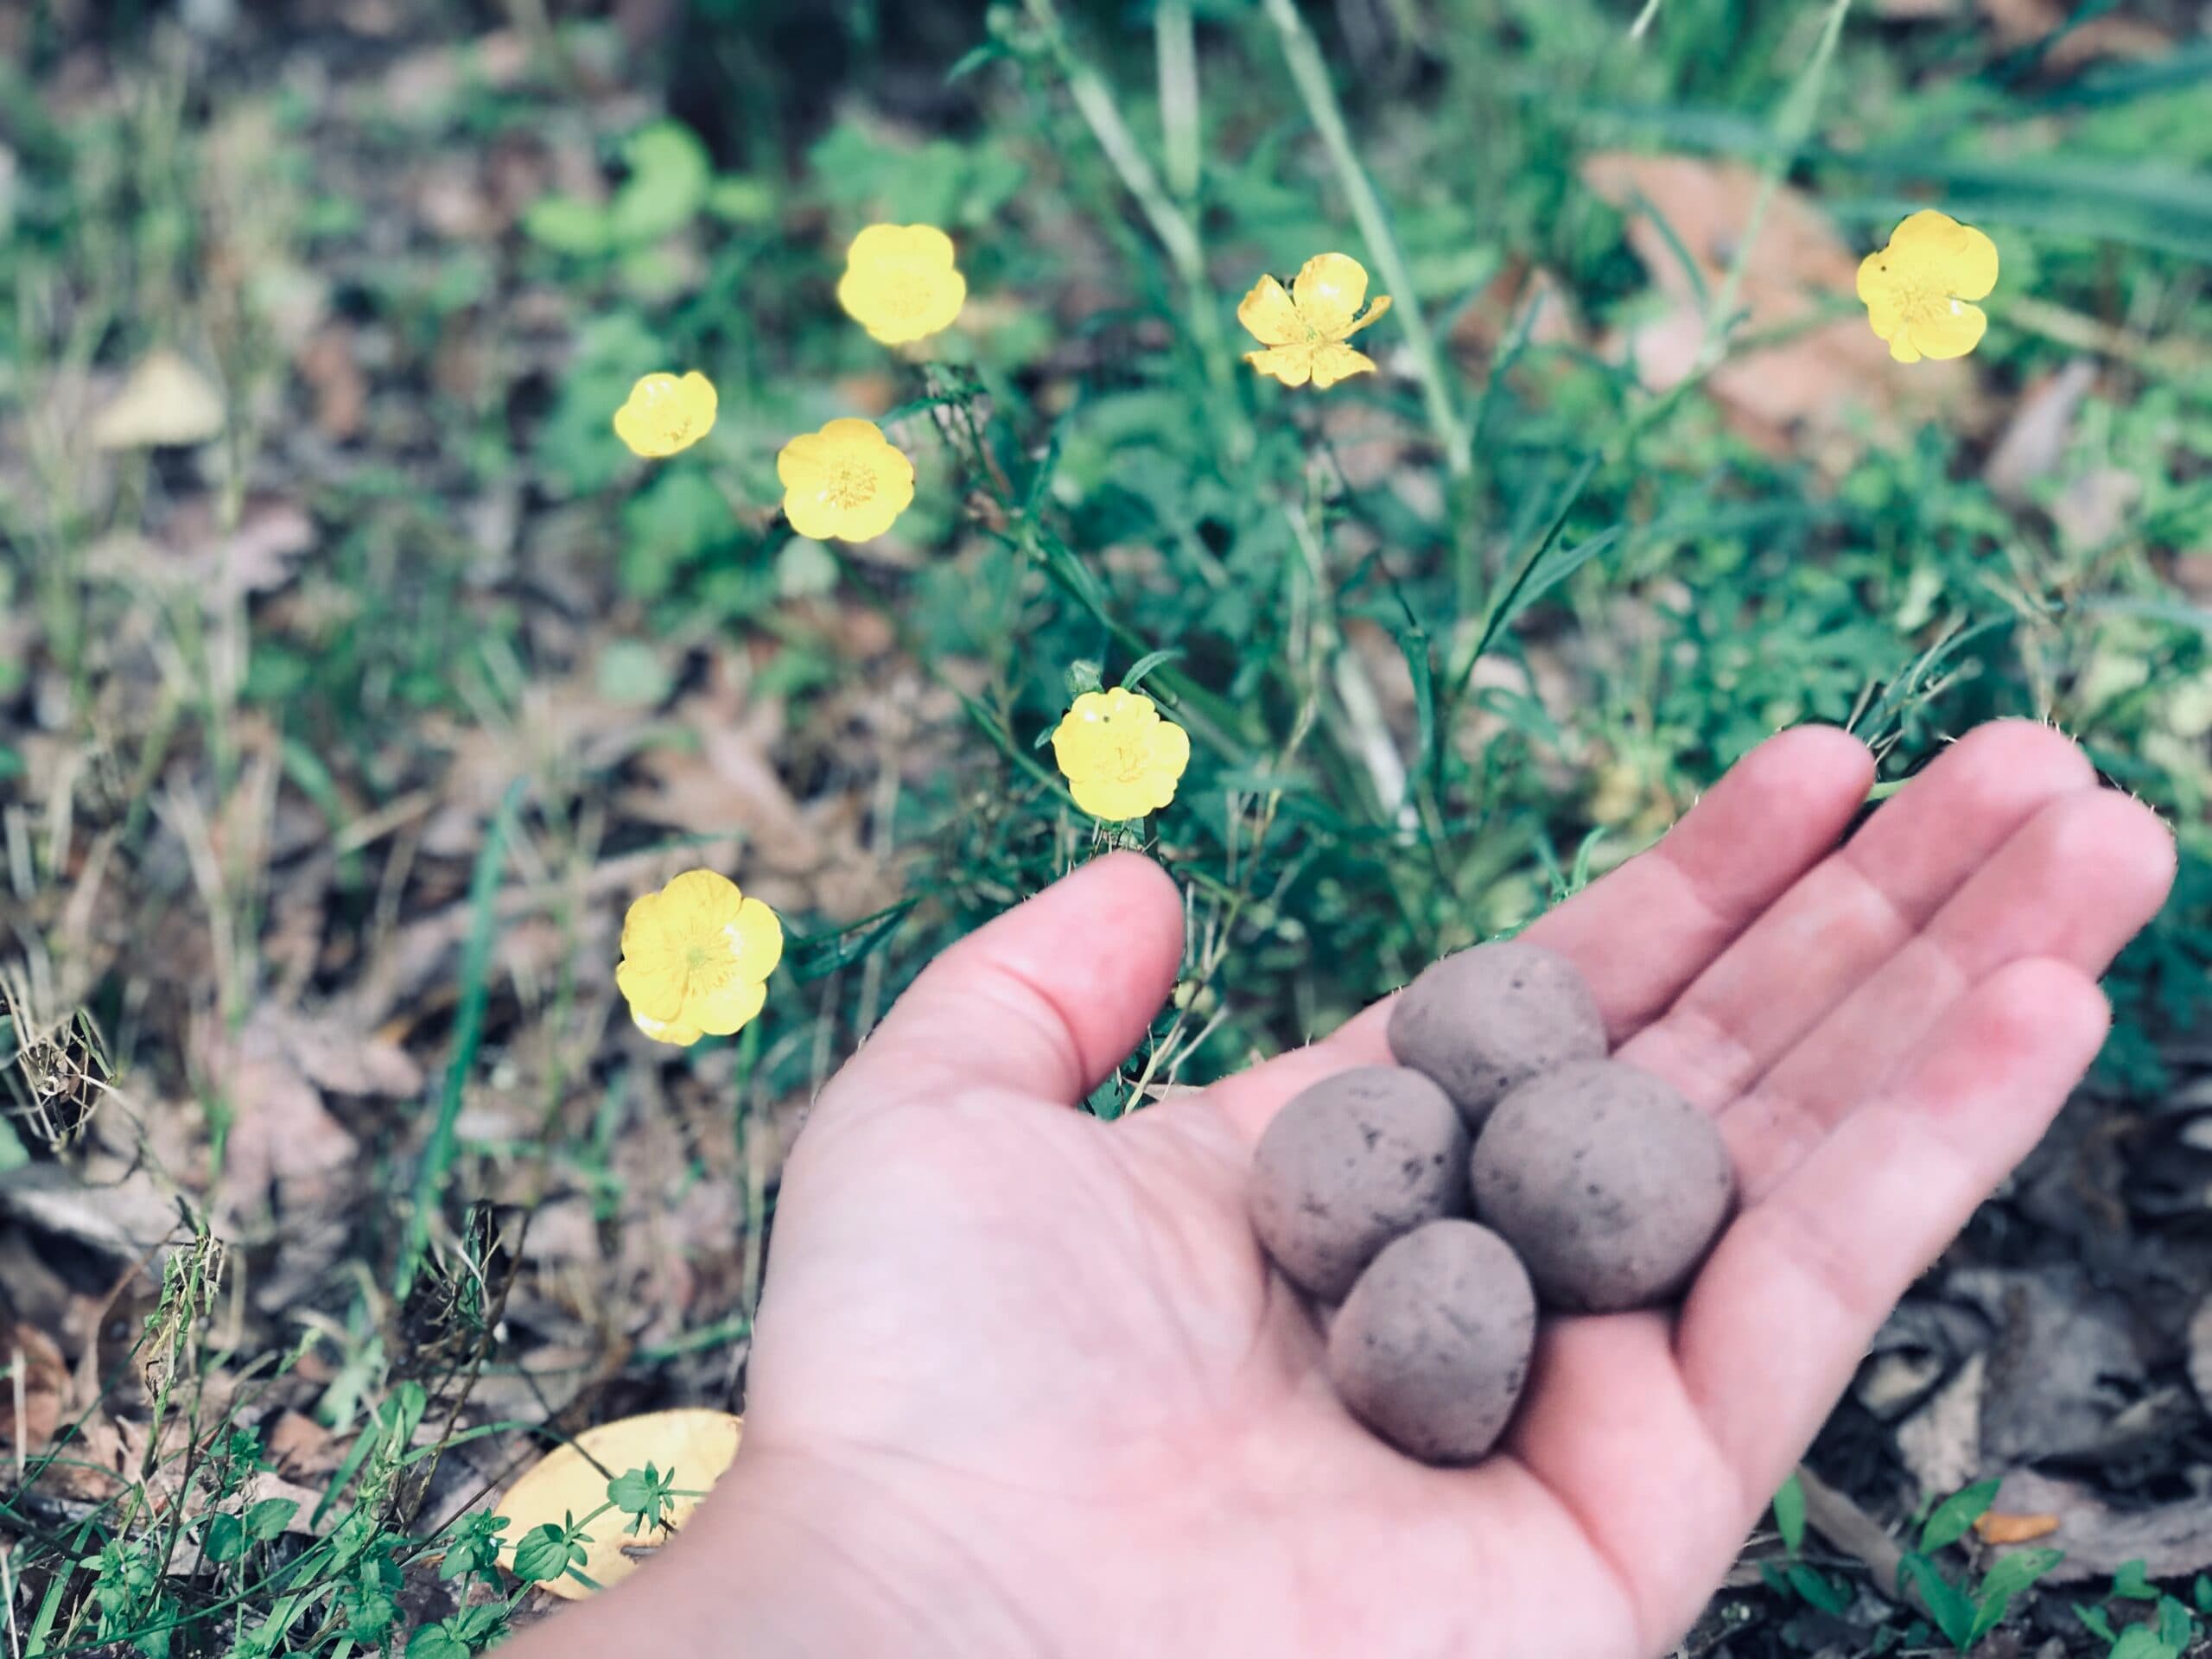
616, 869, 784, 1048
1238, 252, 1394, 389
836, 224, 968, 346
1051, 688, 1192, 823
1856, 211, 1999, 365
777, 418, 915, 543
614, 372, 718, 457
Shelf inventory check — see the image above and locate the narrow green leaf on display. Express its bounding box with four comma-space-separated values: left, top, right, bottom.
1919, 1478, 2003, 1553
1968, 1548, 2063, 1642
1120, 648, 1184, 694
1772, 1471, 1807, 1557
1788, 1562, 1853, 1617
1899, 1554, 1978, 1649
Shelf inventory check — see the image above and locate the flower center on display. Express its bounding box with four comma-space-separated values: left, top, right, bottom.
681, 922, 748, 994
824, 460, 878, 511
1891, 272, 1957, 324
874, 259, 937, 321
1105, 734, 1152, 784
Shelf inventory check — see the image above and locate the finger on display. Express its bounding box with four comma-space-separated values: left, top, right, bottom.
1614, 720, 2097, 1113
829, 851, 1185, 1110
1205, 725, 1873, 1145
1675, 957, 2113, 1507
1721, 784, 2176, 1198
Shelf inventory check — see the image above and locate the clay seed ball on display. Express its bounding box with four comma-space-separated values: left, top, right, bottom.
1327, 1219, 1536, 1465
1470, 1059, 1734, 1313
1387, 942, 1605, 1130
1248, 1066, 1471, 1302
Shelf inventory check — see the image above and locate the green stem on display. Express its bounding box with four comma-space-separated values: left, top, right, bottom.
1260, 0, 1470, 479
1025, 0, 1242, 443
1156, 0, 1201, 201
1694, 0, 1854, 372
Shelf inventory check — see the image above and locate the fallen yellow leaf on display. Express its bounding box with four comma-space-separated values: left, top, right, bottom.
89, 348, 226, 449
1974, 1510, 2061, 1545
493, 1408, 741, 1599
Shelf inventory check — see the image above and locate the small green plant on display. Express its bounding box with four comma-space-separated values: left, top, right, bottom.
1761, 1472, 1857, 1617
2073, 1563, 2211, 1658
1889, 1479, 2065, 1651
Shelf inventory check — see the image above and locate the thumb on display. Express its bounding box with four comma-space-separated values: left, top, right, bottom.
829, 851, 1185, 1111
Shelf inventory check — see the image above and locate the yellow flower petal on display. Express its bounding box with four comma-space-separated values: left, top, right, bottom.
1339, 292, 1392, 340
683, 976, 767, 1038
613, 372, 718, 459
1070, 772, 1169, 823
1236, 274, 1303, 347
1245, 345, 1316, 387
1144, 716, 1192, 802
1289, 252, 1372, 338
1854, 249, 1893, 309
659, 868, 747, 926
1306, 344, 1377, 389
1889, 211, 1999, 301
616, 953, 689, 1026
848, 223, 957, 270
1902, 299, 1987, 362
725, 894, 785, 982
821, 416, 887, 446
632, 1009, 705, 1047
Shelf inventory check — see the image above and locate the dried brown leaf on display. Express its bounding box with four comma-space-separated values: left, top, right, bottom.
1580, 153, 1973, 459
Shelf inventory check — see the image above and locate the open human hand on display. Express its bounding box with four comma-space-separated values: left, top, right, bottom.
518, 720, 2174, 1659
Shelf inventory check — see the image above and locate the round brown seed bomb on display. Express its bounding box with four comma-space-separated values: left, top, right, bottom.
1327, 1220, 1536, 1465
1387, 942, 1605, 1130
1470, 1059, 1734, 1313
1248, 1066, 1470, 1302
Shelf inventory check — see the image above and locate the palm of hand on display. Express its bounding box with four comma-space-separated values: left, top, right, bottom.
713, 725, 2174, 1659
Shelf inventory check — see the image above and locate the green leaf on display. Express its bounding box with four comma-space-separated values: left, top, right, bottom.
201, 1513, 246, 1565
522, 197, 610, 256
1968, 1548, 2063, 1643
945, 40, 1010, 81
1120, 649, 1183, 694
1773, 1472, 1808, 1558
2196, 1573, 2212, 1614
2075, 1603, 2117, 1643
2114, 1560, 2162, 1599
594, 640, 673, 709
1788, 1562, 1853, 1617
512, 1522, 582, 1583
2157, 1594, 2196, 1648
243, 1498, 298, 1542
406, 1623, 471, 1659
1920, 1478, 2003, 1553
1899, 1554, 1978, 1649
2109, 1628, 2181, 1659
606, 1463, 677, 1534
607, 122, 712, 244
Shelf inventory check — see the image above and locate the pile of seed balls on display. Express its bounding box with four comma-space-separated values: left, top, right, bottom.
1249, 942, 1737, 1465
